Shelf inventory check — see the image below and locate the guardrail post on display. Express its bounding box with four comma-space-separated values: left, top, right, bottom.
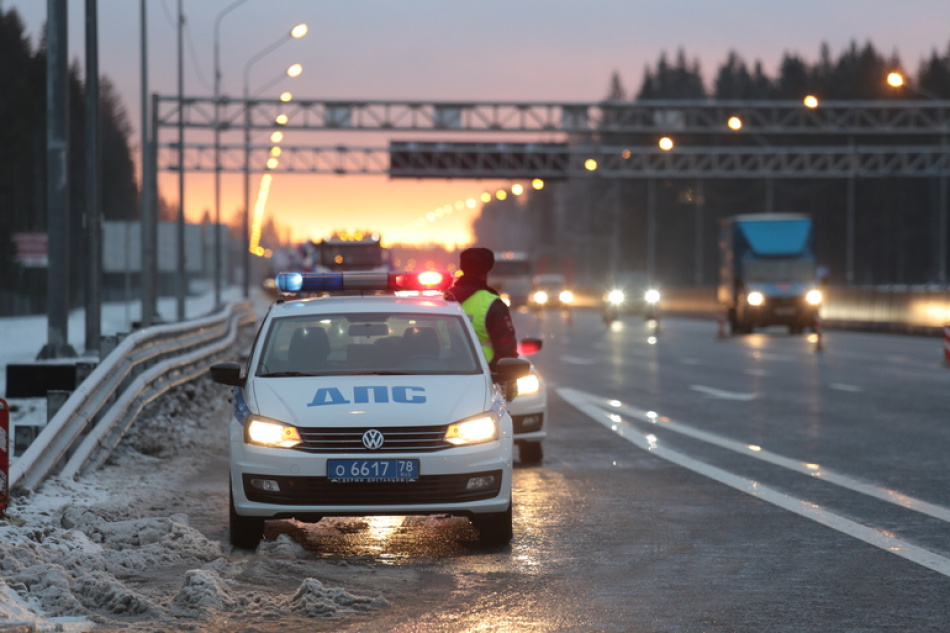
1, 398, 9, 517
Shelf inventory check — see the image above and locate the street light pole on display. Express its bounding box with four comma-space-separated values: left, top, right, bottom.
213, 0, 250, 307
887, 71, 948, 285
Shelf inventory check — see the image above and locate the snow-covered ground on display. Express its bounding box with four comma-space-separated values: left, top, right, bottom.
0, 288, 390, 631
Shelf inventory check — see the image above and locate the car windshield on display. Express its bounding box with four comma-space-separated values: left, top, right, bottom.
255, 311, 482, 376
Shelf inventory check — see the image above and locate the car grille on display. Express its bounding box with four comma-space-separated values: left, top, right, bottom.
295, 425, 451, 453
242, 471, 503, 505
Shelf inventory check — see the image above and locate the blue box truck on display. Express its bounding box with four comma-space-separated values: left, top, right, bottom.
718, 213, 824, 335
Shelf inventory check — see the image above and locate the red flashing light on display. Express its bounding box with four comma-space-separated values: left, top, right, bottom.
392, 270, 452, 292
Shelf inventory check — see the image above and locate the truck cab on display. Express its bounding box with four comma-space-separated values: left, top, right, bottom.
718, 214, 823, 335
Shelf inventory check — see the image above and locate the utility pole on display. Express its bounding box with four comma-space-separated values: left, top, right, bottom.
41, 0, 76, 359
84, 0, 102, 356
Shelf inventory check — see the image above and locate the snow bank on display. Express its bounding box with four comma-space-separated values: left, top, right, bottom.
0, 374, 387, 631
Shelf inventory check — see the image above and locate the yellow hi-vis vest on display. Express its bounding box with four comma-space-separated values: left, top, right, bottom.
461, 289, 498, 364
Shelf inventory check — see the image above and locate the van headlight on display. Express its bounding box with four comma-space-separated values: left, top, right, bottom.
532, 290, 548, 305
607, 289, 625, 305
806, 289, 823, 305
516, 373, 541, 395
445, 413, 499, 445
245, 416, 302, 448
747, 291, 765, 306
559, 290, 574, 304
644, 289, 661, 304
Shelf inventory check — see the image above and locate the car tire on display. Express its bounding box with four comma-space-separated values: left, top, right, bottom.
229, 485, 265, 550
520, 441, 543, 464
471, 503, 513, 546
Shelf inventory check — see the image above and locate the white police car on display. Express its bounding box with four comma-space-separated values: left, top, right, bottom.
210, 270, 532, 549
507, 350, 547, 464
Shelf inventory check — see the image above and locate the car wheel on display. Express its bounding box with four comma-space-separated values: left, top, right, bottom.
471, 503, 513, 546
520, 441, 543, 464
229, 485, 265, 550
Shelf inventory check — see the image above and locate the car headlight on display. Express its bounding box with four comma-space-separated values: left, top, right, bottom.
747, 291, 765, 306
559, 290, 574, 304
607, 289, 625, 305
444, 413, 499, 446
516, 373, 541, 396
806, 289, 823, 305
245, 416, 302, 448
532, 290, 548, 304
644, 289, 661, 304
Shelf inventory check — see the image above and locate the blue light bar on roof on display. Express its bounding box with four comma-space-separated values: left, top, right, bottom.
274, 271, 453, 296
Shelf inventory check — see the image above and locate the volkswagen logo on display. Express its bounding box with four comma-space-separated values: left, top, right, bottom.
362, 429, 385, 450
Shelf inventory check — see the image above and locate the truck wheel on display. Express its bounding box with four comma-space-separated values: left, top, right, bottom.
471, 503, 513, 546
519, 442, 543, 464
229, 486, 265, 550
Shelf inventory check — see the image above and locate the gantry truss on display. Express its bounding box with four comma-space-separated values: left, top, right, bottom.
158, 143, 950, 178
154, 96, 950, 177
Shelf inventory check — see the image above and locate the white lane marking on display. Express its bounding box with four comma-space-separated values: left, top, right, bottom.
565, 388, 950, 524
830, 383, 864, 393
690, 385, 757, 401
745, 368, 770, 377
558, 387, 950, 578
560, 355, 597, 365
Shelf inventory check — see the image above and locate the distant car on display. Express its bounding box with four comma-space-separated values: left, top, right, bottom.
209, 269, 533, 549
507, 339, 547, 464
602, 272, 660, 323
529, 273, 574, 310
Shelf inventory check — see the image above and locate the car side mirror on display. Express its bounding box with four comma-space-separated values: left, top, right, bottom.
210, 362, 245, 387
517, 337, 543, 356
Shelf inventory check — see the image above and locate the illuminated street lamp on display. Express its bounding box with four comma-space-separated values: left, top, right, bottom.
803, 95, 819, 109
658, 137, 674, 151
585, 158, 598, 171
727, 116, 743, 131
532, 178, 545, 190
887, 71, 905, 88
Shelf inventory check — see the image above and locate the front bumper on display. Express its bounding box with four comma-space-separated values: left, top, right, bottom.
230, 421, 512, 518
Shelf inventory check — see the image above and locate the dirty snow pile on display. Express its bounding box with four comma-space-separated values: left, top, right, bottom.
0, 376, 388, 631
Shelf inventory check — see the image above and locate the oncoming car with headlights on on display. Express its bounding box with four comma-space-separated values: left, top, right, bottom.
529, 273, 574, 311
209, 270, 532, 549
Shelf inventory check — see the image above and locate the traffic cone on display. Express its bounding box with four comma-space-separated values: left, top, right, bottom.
814, 314, 824, 352
943, 323, 950, 367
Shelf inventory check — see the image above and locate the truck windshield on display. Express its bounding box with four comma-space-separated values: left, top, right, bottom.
745, 258, 815, 282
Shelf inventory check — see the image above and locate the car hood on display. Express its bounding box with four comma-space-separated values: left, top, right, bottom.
245, 374, 494, 428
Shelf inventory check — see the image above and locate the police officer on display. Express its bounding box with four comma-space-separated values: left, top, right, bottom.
445, 247, 518, 369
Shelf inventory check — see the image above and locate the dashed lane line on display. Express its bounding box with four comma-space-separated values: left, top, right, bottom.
557, 386, 950, 578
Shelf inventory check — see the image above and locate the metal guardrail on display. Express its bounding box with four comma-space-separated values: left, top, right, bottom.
9, 301, 257, 493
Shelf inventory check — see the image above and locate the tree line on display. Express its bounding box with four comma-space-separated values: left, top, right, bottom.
475, 41, 950, 288
0, 8, 139, 313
